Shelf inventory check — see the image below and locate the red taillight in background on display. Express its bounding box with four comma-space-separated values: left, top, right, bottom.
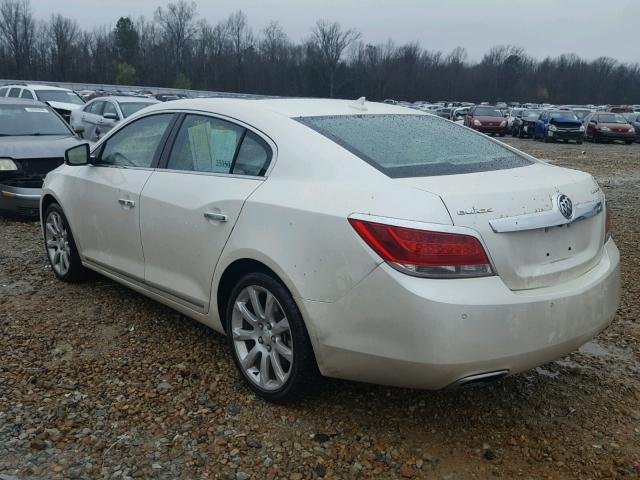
348, 218, 493, 278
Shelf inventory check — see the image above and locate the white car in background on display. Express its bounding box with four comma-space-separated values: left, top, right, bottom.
41, 98, 620, 402
0, 84, 84, 123
70, 96, 159, 142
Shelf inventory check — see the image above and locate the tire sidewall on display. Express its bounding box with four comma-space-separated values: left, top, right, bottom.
43, 203, 84, 282
224, 272, 316, 403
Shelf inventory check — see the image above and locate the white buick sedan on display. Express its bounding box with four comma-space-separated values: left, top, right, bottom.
41, 98, 621, 402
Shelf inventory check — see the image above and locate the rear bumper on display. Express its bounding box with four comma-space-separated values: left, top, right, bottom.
0, 184, 42, 217
302, 240, 620, 389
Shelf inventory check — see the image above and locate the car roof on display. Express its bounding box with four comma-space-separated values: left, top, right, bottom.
0, 97, 48, 107
140, 97, 420, 119
2, 83, 74, 91
95, 96, 158, 104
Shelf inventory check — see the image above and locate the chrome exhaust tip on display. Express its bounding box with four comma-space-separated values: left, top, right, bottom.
448, 370, 509, 389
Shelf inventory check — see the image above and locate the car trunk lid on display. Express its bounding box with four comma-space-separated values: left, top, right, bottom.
396, 163, 607, 290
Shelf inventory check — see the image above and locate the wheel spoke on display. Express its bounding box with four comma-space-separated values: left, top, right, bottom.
46, 240, 57, 248
259, 351, 270, 387
46, 223, 57, 238
271, 317, 290, 336
274, 340, 293, 362
240, 345, 259, 369
270, 350, 287, 384
60, 252, 69, 272
52, 214, 61, 234
248, 287, 264, 320
236, 301, 259, 326
232, 327, 256, 341
264, 292, 276, 323
53, 250, 61, 266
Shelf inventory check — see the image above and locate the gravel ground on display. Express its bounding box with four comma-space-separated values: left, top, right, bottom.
1, 138, 639, 479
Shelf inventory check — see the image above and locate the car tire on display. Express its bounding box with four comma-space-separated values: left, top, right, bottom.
544, 135, 550, 143
225, 272, 318, 403
577, 139, 583, 145
499, 132, 505, 137
43, 203, 87, 282
625, 140, 633, 145
593, 135, 599, 143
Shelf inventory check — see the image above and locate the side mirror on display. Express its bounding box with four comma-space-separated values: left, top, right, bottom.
103, 112, 118, 120
65, 143, 90, 166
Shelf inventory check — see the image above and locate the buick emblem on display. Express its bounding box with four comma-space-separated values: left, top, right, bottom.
557, 194, 573, 219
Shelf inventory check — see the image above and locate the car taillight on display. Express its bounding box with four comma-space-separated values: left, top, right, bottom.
605, 205, 612, 241
349, 219, 494, 278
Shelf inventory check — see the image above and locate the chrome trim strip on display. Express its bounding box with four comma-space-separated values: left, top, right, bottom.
2, 191, 41, 200
83, 258, 206, 312
489, 197, 603, 233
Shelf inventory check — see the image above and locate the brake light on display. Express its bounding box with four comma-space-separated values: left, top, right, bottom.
349, 219, 493, 278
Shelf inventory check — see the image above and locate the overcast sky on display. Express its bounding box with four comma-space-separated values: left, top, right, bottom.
30, 0, 640, 64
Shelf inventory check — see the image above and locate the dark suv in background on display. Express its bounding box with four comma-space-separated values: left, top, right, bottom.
533, 110, 584, 144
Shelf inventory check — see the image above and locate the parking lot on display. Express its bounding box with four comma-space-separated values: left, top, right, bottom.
0, 138, 638, 479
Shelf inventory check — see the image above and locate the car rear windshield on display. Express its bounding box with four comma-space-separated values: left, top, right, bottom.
598, 113, 628, 123
120, 102, 154, 118
474, 107, 502, 117
0, 104, 71, 136
35, 90, 84, 105
298, 114, 532, 178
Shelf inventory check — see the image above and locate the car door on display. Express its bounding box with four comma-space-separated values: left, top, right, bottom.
64, 113, 176, 280
83, 100, 104, 140
96, 101, 120, 140
139, 113, 272, 312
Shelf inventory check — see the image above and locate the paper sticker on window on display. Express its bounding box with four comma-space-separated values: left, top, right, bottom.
210, 127, 239, 172
187, 122, 214, 172
25, 107, 48, 113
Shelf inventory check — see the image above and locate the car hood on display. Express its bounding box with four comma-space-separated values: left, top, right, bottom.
475, 116, 504, 122
549, 117, 582, 127
598, 122, 632, 129
46, 101, 82, 112
0, 135, 82, 159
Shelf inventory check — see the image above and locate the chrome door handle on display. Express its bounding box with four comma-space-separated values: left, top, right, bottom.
204, 212, 228, 222
118, 198, 135, 208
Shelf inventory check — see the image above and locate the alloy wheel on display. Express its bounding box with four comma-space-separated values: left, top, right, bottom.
45, 211, 71, 276
231, 285, 294, 391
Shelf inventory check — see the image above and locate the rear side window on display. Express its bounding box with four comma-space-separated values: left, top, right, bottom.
8, 88, 20, 98
298, 114, 532, 178
20, 89, 34, 99
166, 114, 271, 176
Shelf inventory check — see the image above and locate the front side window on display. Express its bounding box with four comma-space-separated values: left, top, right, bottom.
86, 101, 104, 115
102, 102, 118, 118
99, 114, 173, 168
167, 115, 244, 174
8, 88, 20, 98
120, 102, 154, 118
298, 114, 532, 178
0, 104, 71, 136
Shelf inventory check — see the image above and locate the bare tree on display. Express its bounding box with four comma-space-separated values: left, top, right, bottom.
0, 0, 34, 77
309, 20, 360, 97
47, 13, 79, 80
154, 0, 197, 76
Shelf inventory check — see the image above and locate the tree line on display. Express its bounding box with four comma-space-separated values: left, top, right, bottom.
0, 0, 638, 104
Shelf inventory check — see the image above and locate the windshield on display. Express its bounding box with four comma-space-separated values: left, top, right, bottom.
598, 113, 628, 123
35, 90, 84, 105
0, 104, 71, 135
474, 107, 502, 117
120, 102, 154, 117
623, 113, 639, 122
550, 111, 579, 121
298, 114, 532, 178
523, 110, 540, 117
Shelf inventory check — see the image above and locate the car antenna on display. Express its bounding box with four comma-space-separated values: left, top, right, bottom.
349, 96, 367, 111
